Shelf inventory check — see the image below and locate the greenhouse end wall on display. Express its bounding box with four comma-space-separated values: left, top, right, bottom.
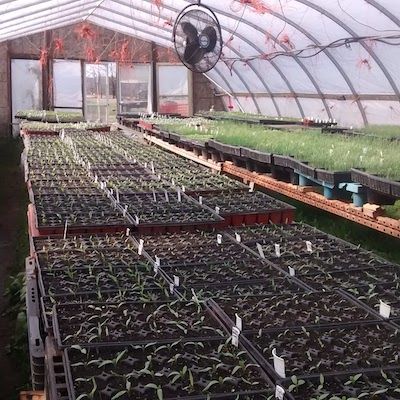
0, 22, 222, 136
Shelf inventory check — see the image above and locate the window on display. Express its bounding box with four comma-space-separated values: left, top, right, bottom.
11, 59, 42, 133
53, 60, 83, 111
118, 64, 151, 114
158, 65, 190, 116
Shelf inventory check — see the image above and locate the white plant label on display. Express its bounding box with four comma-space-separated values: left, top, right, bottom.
288, 266, 296, 276
138, 239, 144, 255
275, 244, 281, 257
198, 196, 203, 205
275, 385, 285, 400
151, 161, 155, 174
169, 282, 174, 294
257, 243, 265, 259
123, 205, 128, 218
153, 190, 157, 202
154, 263, 158, 275
249, 182, 255, 192
306, 241, 313, 253
177, 190, 182, 202
235, 313, 242, 332
181, 185, 186, 192
94, 174, 98, 183
272, 348, 286, 378
144, 162, 148, 168
215, 206, 220, 214
63, 220, 68, 240
155, 256, 161, 267
125, 228, 130, 237
173, 275, 180, 287
380, 300, 391, 318
158, 174, 161, 180
232, 326, 240, 348
217, 234, 222, 244
116, 189, 120, 203
235, 233, 241, 243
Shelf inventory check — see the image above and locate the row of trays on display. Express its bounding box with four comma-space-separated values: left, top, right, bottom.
32, 222, 400, 399
142, 123, 400, 196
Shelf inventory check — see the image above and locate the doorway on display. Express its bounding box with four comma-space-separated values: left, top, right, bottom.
85, 62, 117, 123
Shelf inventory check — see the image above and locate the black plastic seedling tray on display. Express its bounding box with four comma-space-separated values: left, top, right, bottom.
63, 338, 276, 400
53, 300, 227, 348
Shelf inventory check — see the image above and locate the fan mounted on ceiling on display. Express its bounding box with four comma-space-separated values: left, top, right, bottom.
173, 1, 223, 73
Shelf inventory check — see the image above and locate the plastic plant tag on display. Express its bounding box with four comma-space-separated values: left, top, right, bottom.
177, 190, 182, 202
154, 263, 158, 275
249, 182, 255, 192
155, 256, 161, 267
116, 189, 120, 203
182, 185, 186, 192
169, 282, 174, 294
165, 191, 169, 202
215, 206, 220, 214
173, 275, 180, 287
125, 228, 130, 236
306, 241, 313, 253
152, 190, 157, 202
235, 313, 242, 331
272, 348, 286, 378
151, 161, 155, 174
63, 220, 68, 240
288, 267, 295, 276
198, 196, 203, 205
144, 162, 148, 168
232, 326, 240, 347
257, 243, 265, 258
217, 234, 222, 244
235, 233, 241, 242
275, 244, 281, 257
138, 239, 144, 255
380, 300, 391, 318
275, 385, 285, 400
158, 174, 161, 181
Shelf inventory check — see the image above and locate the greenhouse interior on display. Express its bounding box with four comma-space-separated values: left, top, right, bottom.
1, 1, 400, 399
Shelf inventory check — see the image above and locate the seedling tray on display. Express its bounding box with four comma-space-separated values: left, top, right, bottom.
345, 282, 400, 319
190, 190, 295, 226
64, 339, 275, 400
161, 259, 284, 286
38, 263, 162, 297
178, 278, 306, 300
117, 191, 225, 233
40, 288, 172, 332
279, 367, 400, 399
214, 291, 375, 332
246, 322, 400, 380
273, 249, 394, 276
298, 265, 400, 291
53, 300, 226, 347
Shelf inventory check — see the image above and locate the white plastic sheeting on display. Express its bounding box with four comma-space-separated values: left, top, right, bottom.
1, 0, 400, 126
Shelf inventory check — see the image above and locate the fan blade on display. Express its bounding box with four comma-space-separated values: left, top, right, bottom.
184, 41, 206, 65
201, 26, 218, 52
181, 22, 199, 43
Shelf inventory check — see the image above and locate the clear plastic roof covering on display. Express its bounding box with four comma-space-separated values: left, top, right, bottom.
1, 0, 400, 126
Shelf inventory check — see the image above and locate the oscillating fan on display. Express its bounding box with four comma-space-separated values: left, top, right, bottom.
173, 1, 223, 73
